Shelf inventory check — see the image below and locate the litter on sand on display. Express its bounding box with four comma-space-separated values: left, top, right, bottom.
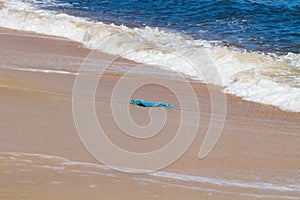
129, 99, 174, 108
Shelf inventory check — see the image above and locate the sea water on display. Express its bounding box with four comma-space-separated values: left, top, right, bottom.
0, 0, 299, 112
1, 152, 299, 199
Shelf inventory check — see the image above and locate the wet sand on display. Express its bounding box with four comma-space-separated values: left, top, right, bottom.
0, 27, 300, 199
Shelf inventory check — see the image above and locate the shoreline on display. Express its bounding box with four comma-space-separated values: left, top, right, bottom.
1, 0, 300, 112
1, 27, 300, 199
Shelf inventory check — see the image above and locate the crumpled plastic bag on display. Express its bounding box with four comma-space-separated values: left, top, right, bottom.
129, 99, 173, 108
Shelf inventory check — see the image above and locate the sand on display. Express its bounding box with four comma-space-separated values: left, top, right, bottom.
0, 27, 299, 199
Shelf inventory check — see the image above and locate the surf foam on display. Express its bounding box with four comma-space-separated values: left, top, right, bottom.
2, 151, 300, 199
0, 0, 300, 112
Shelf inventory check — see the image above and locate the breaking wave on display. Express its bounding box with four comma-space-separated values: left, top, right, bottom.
0, 0, 299, 112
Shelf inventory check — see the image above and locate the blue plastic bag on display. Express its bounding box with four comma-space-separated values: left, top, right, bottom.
129, 99, 173, 108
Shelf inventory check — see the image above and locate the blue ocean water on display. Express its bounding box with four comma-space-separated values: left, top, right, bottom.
1, 0, 300, 112
33, 0, 300, 54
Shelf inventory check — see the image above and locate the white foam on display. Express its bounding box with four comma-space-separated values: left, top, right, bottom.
2, 152, 300, 199
152, 171, 300, 192
0, 0, 300, 112
17, 180, 35, 184
42, 165, 65, 171
52, 181, 66, 184
89, 184, 99, 188
20, 169, 33, 172
0, 66, 78, 75
134, 177, 300, 200
225, 73, 300, 112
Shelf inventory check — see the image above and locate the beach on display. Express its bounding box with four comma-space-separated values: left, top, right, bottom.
0, 27, 300, 199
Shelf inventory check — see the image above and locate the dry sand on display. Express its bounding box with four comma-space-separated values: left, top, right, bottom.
0, 27, 299, 199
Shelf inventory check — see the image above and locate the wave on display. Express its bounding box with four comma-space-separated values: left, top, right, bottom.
2, 152, 300, 199
0, 0, 300, 112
